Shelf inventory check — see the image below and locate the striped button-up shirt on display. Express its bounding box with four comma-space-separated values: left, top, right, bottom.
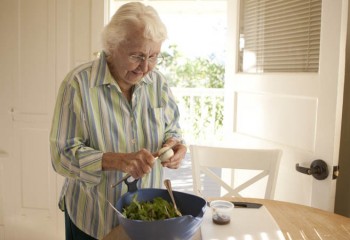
50, 51, 183, 239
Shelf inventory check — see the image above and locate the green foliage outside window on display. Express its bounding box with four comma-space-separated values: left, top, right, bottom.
158, 45, 225, 141
159, 45, 224, 88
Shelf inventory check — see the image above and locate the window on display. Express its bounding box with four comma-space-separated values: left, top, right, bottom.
239, 0, 322, 73
109, 1, 227, 65
109, 0, 227, 143
108, 0, 227, 195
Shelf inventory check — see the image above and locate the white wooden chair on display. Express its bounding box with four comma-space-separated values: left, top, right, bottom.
190, 145, 282, 199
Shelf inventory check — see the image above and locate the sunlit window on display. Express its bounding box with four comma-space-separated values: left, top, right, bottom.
108, 0, 227, 195
108, 0, 227, 66
109, 0, 227, 143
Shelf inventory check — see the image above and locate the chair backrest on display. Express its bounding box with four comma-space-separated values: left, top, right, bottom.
190, 145, 282, 199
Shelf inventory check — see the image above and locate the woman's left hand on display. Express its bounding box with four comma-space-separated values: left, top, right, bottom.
161, 140, 187, 169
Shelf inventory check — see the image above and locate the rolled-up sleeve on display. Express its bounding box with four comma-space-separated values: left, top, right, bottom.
50, 73, 103, 187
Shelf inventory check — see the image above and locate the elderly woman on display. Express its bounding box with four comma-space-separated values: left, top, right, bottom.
50, 2, 186, 239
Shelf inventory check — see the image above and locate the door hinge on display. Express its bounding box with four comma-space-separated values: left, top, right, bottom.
333, 165, 339, 180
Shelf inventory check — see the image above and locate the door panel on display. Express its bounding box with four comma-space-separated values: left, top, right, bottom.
19, 126, 51, 210
18, 0, 52, 114
235, 92, 318, 151
225, 0, 347, 211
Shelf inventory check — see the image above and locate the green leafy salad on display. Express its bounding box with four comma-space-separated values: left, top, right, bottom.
122, 194, 180, 221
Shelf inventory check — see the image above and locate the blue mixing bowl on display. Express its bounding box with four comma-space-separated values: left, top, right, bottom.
114, 179, 206, 240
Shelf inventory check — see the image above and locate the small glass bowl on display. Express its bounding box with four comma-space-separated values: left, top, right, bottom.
210, 200, 234, 225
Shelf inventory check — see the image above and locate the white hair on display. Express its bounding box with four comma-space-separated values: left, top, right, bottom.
101, 2, 168, 55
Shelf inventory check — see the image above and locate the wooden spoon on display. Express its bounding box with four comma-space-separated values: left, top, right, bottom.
164, 179, 182, 216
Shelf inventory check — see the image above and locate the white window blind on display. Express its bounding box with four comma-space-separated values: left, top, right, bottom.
239, 0, 321, 73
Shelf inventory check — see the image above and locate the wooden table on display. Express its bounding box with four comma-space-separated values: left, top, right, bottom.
103, 198, 350, 240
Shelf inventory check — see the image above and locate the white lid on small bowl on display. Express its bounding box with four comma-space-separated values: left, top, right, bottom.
210, 200, 234, 211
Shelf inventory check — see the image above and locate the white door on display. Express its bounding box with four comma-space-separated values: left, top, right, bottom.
0, 0, 64, 239
224, 0, 348, 211
0, 0, 104, 239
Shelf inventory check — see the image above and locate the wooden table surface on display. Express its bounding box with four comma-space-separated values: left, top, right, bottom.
102, 198, 350, 240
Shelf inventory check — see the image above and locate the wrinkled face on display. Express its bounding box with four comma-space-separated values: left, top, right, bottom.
108, 28, 162, 89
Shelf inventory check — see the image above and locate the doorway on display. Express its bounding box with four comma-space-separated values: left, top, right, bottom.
108, 0, 228, 195
335, 1, 350, 217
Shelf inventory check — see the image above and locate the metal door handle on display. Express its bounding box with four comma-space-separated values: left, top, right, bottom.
295, 159, 329, 180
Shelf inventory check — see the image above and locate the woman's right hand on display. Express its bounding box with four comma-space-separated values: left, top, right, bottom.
121, 148, 156, 179
102, 149, 156, 179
